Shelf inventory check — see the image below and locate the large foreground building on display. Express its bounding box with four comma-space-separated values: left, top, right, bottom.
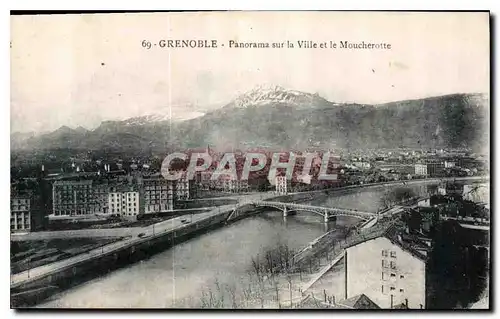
344, 224, 427, 309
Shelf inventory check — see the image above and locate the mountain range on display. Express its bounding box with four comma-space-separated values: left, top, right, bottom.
11, 86, 489, 153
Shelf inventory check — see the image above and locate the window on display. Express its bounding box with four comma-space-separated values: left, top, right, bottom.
382, 250, 388, 257
390, 273, 396, 278
390, 251, 397, 258
390, 287, 395, 291
390, 261, 397, 269
400, 289, 404, 293
382, 272, 387, 280
381, 285, 384, 293
400, 275, 404, 279
382, 260, 389, 268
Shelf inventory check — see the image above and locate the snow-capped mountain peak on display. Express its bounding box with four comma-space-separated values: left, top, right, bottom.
122, 114, 172, 126
232, 85, 327, 108
119, 110, 206, 126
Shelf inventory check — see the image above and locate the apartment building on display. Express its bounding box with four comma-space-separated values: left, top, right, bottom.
275, 176, 289, 195
219, 176, 249, 193
94, 182, 110, 215
414, 164, 428, 176
10, 196, 32, 232
52, 180, 97, 216
108, 187, 140, 218
175, 175, 191, 200
345, 226, 427, 309
444, 161, 456, 168
52, 179, 122, 217
142, 177, 175, 214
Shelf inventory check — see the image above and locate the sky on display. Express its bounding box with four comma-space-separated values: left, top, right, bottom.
11, 12, 489, 133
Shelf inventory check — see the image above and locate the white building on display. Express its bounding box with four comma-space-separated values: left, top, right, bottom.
175, 175, 191, 200
417, 198, 431, 207
108, 191, 140, 217
437, 186, 446, 196
275, 176, 289, 195
352, 161, 371, 170
414, 164, 428, 176
11, 196, 32, 232
345, 229, 426, 309
444, 161, 456, 168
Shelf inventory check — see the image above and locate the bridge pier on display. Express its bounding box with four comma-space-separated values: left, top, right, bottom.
323, 212, 337, 224
283, 206, 288, 217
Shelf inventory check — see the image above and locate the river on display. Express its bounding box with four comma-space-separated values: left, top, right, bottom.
39, 182, 443, 308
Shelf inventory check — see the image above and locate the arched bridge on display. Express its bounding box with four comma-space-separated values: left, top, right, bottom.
227, 200, 376, 223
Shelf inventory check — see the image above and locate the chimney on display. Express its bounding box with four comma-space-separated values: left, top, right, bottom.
390, 294, 394, 309
405, 298, 408, 308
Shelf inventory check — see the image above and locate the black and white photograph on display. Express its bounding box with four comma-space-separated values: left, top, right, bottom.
9, 11, 490, 310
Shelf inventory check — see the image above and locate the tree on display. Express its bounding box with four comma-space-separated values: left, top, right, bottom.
380, 187, 417, 208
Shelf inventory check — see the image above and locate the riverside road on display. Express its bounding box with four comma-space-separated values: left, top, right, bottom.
35, 177, 487, 308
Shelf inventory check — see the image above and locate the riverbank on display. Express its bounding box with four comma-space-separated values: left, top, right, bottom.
11, 209, 232, 308
12, 176, 487, 308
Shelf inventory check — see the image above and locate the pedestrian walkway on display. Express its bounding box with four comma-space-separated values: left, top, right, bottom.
301, 249, 345, 292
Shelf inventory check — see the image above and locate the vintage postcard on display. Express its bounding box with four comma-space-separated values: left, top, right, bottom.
10, 11, 490, 310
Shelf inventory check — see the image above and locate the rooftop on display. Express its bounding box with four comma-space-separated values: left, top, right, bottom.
345, 219, 428, 262
337, 294, 381, 309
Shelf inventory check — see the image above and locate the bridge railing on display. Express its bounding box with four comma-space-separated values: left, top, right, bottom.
250, 201, 374, 217
282, 218, 401, 274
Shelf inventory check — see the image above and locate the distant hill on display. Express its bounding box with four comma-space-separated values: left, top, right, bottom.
11, 86, 489, 153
